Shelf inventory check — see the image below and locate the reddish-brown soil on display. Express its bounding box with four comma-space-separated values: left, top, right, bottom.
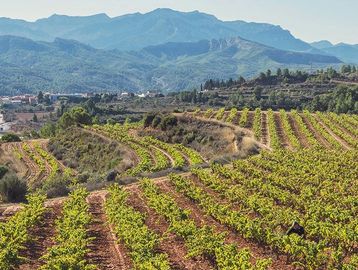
127, 187, 211, 270
19, 202, 62, 270
313, 115, 351, 150
261, 112, 269, 146
287, 114, 310, 148
300, 114, 331, 148
86, 193, 132, 270
246, 111, 255, 129
273, 113, 291, 149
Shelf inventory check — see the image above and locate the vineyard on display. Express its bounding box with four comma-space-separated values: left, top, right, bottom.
0, 140, 74, 189
0, 147, 357, 269
87, 123, 205, 176
190, 109, 358, 151
0, 109, 357, 269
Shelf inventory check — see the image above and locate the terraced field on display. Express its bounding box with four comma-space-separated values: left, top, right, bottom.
0, 140, 74, 188
87, 123, 206, 176
191, 109, 358, 151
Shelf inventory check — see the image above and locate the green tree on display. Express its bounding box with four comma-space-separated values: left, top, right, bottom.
39, 122, 57, 138
58, 107, 91, 129
32, 113, 38, 122
37, 91, 44, 103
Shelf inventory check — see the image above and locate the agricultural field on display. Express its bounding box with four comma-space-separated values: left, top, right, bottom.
0, 109, 357, 270
189, 108, 358, 151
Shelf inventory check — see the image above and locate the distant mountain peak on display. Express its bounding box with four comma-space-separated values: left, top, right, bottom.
311, 40, 334, 49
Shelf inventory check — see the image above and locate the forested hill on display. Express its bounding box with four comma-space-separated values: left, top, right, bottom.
0, 35, 341, 95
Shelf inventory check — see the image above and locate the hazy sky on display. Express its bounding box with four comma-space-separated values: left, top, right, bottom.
0, 0, 357, 44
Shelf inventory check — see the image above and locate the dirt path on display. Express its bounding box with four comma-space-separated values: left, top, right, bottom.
128, 187, 210, 270
86, 193, 132, 270
313, 115, 351, 150
19, 203, 62, 270
274, 113, 291, 150
157, 181, 294, 270
287, 114, 310, 148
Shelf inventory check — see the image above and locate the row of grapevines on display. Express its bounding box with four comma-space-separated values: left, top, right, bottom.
279, 109, 301, 149
225, 108, 238, 123
316, 112, 357, 148
303, 110, 342, 150
267, 109, 281, 150
22, 143, 46, 173
33, 142, 60, 179
328, 113, 358, 138
252, 108, 262, 140
140, 178, 272, 270
215, 108, 225, 120
174, 144, 204, 165
204, 108, 214, 118
40, 188, 95, 269
143, 137, 186, 167
203, 163, 355, 252
238, 108, 249, 127
151, 147, 170, 171
169, 173, 328, 270
0, 193, 46, 270
105, 184, 170, 269
290, 110, 320, 147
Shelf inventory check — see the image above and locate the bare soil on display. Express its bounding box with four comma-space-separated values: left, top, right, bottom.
287, 114, 310, 148
19, 202, 62, 270
86, 193, 132, 270
274, 113, 291, 150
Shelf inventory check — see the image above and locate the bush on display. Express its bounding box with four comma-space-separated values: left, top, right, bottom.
42, 175, 70, 198
106, 170, 118, 182
1, 133, 21, 142
0, 165, 9, 179
0, 174, 27, 202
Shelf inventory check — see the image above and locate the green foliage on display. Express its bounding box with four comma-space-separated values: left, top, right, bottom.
49, 126, 122, 175
58, 107, 92, 129
1, 133, 21, 142
40, 188, 95, 270
105, 184, 171, 269
0, 193, 46, 269
0, 174, 27, 202
0, 165, 9, 179
39, 122, 57, 138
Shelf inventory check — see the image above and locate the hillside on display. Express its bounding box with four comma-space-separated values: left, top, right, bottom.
0, 35, 341, 94
0, 9, 318, 53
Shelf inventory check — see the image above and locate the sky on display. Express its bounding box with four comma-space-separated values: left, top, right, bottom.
0, 0, 357, 44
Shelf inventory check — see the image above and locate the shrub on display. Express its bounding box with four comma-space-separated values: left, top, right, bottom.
1, 133, 21, 142
42, 175, 70, 198
106, 170, 118, 182
0, 174, 27, 202
0, 165, 8, 179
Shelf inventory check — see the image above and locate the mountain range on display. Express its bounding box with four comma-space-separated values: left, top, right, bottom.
0, 9, 355, 94
310, 41, 358, 64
